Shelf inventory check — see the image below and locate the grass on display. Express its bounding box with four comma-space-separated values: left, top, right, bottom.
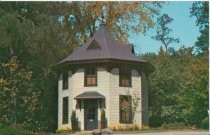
0, 127, 33, 135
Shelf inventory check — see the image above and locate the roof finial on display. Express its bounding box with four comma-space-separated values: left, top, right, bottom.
101, 11, 105, 25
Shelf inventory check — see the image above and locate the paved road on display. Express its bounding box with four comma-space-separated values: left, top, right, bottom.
113, 131, 208, 135
74, 130, 208, 135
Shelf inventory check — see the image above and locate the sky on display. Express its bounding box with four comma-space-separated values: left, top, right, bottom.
129, 1, 200, 55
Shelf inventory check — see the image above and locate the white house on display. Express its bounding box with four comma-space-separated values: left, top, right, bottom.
55, 25, 152, 131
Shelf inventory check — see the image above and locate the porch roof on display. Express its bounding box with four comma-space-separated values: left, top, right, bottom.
74, 91, 105, 99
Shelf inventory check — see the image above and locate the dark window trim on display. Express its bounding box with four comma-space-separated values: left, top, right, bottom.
84, 67, 97, 87
62, 96, 69, 124
119, 68, 132, 87
62, 72, 69, 90
119, 95, 132, 124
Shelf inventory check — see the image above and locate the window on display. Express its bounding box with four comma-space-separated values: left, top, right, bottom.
62, 97, 69, 124
87, 108, 96, 120
119, 68, 131, 87
85, 67, 97, 86
119, 95, 132, 123
62, 72, 68, 90
87, 40, 101, 50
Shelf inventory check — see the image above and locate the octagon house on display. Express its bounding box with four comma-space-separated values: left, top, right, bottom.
55, 25, 152, 131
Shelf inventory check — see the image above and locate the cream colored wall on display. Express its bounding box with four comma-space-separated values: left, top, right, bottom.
141, 73, 149, 125
73, 68, 110, 130
58, 71, 73, 130
109, 68, 142, 128
58, 67, 145, 130
58, 68, 111, 130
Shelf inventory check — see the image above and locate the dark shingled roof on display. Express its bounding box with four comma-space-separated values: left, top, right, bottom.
75, 91, 105, 99
57, 25, 147, 65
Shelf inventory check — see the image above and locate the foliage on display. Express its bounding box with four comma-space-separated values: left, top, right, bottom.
180, 54, 208, 129
101, 108, 107, 129
152, 14, 179, 52
70, 110, 79, 131
190, 1, 209, 30
190, 1, 209, 55
131, 91, 141, 123
0, 56, 41, 128
144, 46, 208, 129
54, 1, 162, 43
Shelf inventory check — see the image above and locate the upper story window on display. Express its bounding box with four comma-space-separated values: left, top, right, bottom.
119, 68, 131, 87
62, 71, 68, 90
85, 67, 97, 86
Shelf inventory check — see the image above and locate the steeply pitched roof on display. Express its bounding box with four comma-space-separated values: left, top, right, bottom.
57, 25, 147, 65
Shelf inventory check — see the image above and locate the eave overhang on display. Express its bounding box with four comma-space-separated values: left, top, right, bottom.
52, 58, 154, 74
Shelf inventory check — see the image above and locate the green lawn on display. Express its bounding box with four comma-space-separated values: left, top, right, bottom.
0, 127, 33, 135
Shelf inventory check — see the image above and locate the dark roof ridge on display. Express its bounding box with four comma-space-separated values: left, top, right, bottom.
101, 25, 111, 58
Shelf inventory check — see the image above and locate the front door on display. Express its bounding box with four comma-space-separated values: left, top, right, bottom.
84, 99, 98, 130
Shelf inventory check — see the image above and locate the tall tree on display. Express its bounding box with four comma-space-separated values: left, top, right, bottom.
145, 46, 208, 129
152, 14, 179, 52
180, 54, 208, 128
190, 1, 209, 55
0, 56, 40, 127
53, 1, 163, 43
145, 47, 185, 126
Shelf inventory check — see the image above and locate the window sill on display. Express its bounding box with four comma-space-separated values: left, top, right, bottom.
62, 122, 69, 124
119, 85, 132, 88
84, 85, 97, 87
119, 121, 132, 124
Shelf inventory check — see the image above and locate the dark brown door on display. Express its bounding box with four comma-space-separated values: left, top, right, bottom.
84, 99, 98, 130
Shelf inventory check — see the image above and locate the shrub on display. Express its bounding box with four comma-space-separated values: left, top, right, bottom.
101, 108, 107, 129
110, 124, 141, 131
141, 124, 150, 130
161, 122, 186, 129
200, 117, 208, 129
71, 110, 79, 131
56, 127, 72, 134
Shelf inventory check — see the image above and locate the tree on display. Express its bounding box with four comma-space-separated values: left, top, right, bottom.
190, 1, 209, 55
152, 14, 179, 52
50, 1, 163, 43
131, 91, 141, 131
180, 54, 208, 128
146, 48, 184, 126
0, 56, 40, 127
144, 46, 208, 129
